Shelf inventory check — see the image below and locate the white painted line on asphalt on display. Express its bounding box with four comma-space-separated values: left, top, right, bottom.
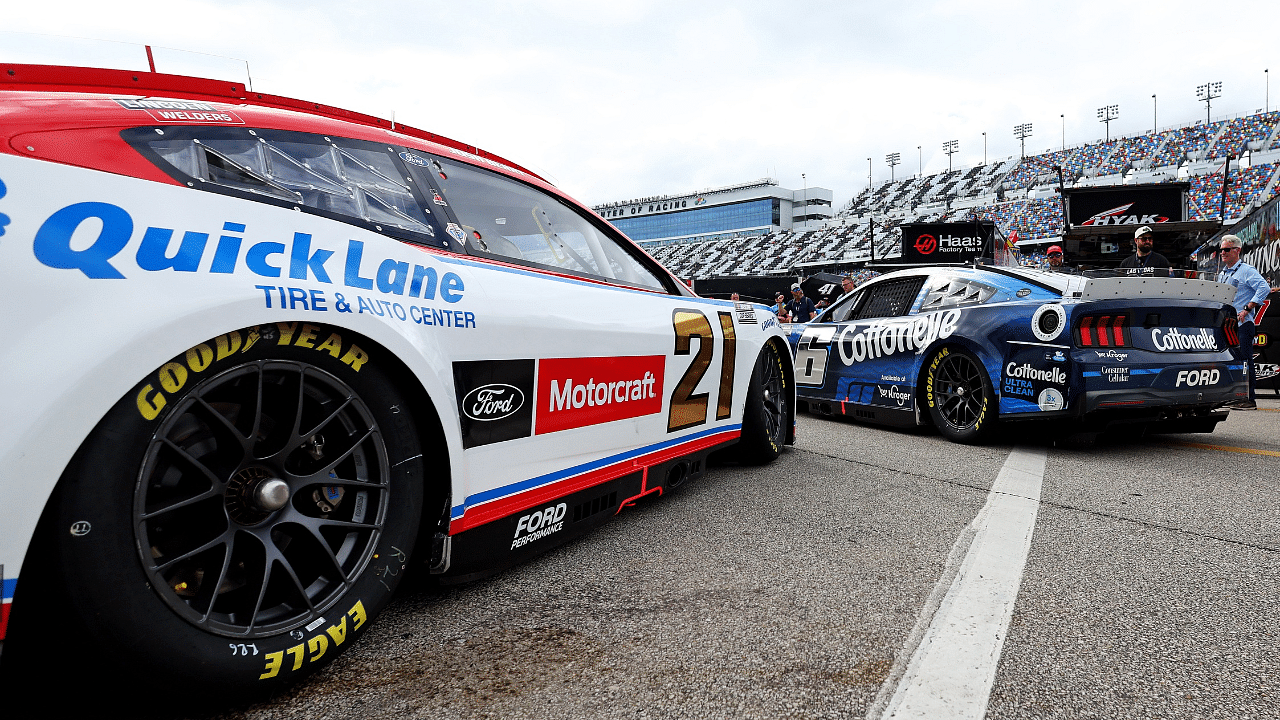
868, 446, 1048, 720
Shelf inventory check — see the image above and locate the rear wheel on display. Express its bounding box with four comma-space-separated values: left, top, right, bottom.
923, 346, 995, 444
3, 324, 423, 705
734, 342, 789, 464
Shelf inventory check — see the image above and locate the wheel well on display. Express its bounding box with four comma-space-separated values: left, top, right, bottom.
914, 340, 998, 429
351, 334, 453, 542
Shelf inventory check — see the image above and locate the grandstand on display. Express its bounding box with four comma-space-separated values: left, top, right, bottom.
638, 108, 1280, 280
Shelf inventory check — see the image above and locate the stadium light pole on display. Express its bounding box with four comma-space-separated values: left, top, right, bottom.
982, 132, 987, 165
1014, 123, 1032, 158
886, 152, 901, 183
1152, 94, 1157, 133
1060, 114, 1065, 150
942, 139, 958, 173
917, 146, 922, 178
867, 157, 872, 190
1196, 81, 1222, 125
1097, 104, 1118, 142
801, 173, 807, 227
1266, 69, 1269, 113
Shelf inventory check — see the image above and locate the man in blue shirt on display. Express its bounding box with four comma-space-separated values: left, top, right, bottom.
1216, 234, 1272, 410
786, 283, 817, 323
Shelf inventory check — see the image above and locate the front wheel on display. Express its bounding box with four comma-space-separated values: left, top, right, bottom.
734, 342, 790, 464
923, 346, 995, 444
3, 324, 423, 705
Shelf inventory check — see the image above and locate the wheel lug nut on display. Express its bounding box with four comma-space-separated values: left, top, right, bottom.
253, 478, 290, 512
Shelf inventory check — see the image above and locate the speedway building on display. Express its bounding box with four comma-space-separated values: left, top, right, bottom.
592, 179, 834, 246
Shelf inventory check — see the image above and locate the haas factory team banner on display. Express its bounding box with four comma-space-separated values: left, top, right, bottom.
899, 221, 994, 265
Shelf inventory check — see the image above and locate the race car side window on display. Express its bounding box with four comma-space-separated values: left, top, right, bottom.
125, 127, 449, 248
919, 274, 998, 310
415, 155, 667, 291
851, 277, 926, 320
828, 290, 865, 323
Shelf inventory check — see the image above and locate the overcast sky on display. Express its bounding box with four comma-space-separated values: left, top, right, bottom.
5, 1, 1276, 207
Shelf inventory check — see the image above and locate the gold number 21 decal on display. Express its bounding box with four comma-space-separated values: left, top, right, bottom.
668, 309, 736, 432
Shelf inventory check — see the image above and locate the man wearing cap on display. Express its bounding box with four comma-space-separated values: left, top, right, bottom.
1119, 226, 1171, 274
1042, 245, 1066, 270
786, 283, 817, 323
1216, 235, 1270, 410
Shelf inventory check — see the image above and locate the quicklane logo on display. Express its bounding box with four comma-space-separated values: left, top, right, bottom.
28, 203, 465, 303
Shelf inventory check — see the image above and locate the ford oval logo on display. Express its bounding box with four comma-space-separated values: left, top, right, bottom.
463, 384, 525, 421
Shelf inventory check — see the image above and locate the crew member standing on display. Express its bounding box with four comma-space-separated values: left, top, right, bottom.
1119, 226, 1171, 274
1217, 234, 1271, 410
786, 283, 817, 323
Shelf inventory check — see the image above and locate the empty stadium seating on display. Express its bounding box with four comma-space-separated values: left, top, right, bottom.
642, 109, 1280, 280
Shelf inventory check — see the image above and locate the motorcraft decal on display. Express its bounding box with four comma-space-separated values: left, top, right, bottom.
453, 360, 535, 449
535, 355, 664, 434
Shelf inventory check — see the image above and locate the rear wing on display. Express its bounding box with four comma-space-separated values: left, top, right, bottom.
1078, 276, 1235, 304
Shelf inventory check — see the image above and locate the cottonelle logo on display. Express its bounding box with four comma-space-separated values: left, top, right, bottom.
535, 355, 664, 434
1080, 203, 1169, 226
1150, 328, 1218, 352
1005, 362, 1067, 385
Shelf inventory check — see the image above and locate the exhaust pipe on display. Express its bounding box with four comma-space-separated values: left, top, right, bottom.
666, 462, 689, 488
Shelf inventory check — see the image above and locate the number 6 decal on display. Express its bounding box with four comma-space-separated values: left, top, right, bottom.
668, 309, 736, 432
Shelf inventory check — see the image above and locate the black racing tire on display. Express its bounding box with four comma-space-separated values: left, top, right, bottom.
923, 346, 996, 444
734, 342, 790, 464
2, 323, 423, 708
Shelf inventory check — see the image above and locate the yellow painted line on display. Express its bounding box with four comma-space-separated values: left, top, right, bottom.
1168, 441, 1280, 458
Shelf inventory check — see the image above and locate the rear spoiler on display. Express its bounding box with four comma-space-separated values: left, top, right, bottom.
1078, 276, 1235, 304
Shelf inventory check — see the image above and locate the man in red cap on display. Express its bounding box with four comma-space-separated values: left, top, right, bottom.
1043, 245, 1065, 270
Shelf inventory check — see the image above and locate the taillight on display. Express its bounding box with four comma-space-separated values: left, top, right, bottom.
1075, 313, 1131, 348
1224, 316, 1239, 346
1078, 316, 1095, 346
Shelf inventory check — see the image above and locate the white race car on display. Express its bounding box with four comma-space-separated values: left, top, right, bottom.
0, 64, 794, 702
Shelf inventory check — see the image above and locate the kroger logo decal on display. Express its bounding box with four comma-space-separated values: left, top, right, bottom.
1150, 328, 1218, 352
462, 384, 525, 422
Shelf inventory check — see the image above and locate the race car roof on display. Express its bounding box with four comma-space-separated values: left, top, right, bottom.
0, 63, 546, 183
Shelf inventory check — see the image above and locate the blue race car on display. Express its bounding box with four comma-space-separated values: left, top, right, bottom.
786, 265, 1247, 443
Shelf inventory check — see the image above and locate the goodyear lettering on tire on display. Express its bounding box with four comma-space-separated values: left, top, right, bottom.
259, 599, 368, 680
926, 347, 949, 409
135, 323, 370, 420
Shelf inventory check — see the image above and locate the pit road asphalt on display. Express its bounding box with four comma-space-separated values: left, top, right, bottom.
212, 400, 1280, 720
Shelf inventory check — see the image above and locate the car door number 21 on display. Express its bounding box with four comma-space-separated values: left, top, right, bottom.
669, 309, 736, 432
